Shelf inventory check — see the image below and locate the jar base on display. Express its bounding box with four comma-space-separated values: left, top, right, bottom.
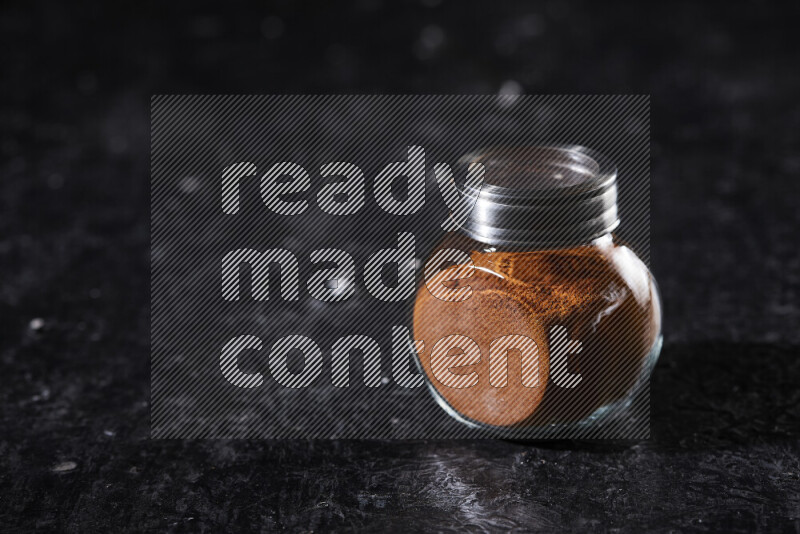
419, 335, 663, 439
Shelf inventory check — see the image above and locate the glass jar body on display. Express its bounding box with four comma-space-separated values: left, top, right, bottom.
412, 232, 662, 434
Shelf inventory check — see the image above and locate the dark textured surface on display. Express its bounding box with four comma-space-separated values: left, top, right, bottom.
1, 1, 799, 531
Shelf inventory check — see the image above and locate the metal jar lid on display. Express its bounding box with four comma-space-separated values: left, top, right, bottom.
457, 145, 619, 248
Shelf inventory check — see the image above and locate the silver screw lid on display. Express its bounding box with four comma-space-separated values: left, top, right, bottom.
458, 145, 619, 248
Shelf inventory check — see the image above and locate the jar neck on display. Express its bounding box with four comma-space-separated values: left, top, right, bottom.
469, 232, 615, 254
458, 146, 619, 248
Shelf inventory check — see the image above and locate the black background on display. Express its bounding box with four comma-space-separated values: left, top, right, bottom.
2, 0, 799, 531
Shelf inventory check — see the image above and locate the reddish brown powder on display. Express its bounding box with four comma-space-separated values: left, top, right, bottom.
413, 233, 661, 428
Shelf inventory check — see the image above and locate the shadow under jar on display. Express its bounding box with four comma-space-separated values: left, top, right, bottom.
412, 146, 662, 436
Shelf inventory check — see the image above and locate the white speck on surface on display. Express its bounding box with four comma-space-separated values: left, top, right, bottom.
29, 318, 45, 331
497, 80, 523, 108
179, 176, 200, 194
421, 25, 445, 49
381, 377, 390, 385
103, 430, 115, 437
52, 461, 77, 473
416, 25, 446, 59
31, 387, 50, 402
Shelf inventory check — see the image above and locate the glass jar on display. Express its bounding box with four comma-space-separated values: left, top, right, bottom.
412, 146, 662, 436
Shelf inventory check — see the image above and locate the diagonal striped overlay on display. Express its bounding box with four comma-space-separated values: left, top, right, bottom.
151, 95, 655, 439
